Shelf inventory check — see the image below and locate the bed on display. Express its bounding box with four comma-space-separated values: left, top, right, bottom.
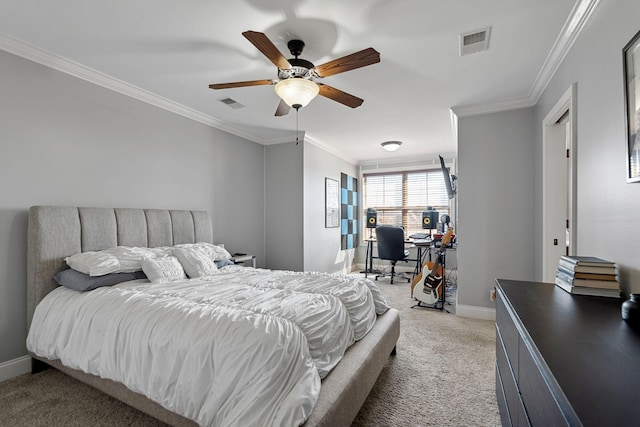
26, 206, 400, 427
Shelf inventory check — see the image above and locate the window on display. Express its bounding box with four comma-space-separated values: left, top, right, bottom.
362, 169, 449, 238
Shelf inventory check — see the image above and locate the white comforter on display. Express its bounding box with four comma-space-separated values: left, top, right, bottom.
27, 266, 390, 427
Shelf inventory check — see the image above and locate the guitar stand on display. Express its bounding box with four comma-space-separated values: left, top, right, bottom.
411, 249, 451, 313
411, 293, 449, 312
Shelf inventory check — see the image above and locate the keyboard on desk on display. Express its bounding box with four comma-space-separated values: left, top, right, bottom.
409, 233, 430, 240
412, 239, 432, 245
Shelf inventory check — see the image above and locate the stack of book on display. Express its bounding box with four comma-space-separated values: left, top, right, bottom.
555, 255, 620, 298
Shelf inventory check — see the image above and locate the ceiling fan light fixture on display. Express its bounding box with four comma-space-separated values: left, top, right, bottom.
275, 78, 319, 109
381, 141, 402, 152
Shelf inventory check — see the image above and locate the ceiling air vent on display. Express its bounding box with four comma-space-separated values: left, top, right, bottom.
219, 97, 245, 109
460, 27, 491, 56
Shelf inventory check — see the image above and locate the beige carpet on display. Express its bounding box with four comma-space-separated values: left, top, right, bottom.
352, 277, 500, 426
0, 279, 499, 426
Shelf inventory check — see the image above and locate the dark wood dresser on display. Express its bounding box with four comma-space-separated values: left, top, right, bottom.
495, 279, 640, 426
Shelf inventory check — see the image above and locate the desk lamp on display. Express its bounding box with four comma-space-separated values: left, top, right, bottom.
440, 214, 451, 233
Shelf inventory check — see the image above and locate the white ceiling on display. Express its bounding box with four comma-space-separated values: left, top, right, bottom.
0, 0, 592, 164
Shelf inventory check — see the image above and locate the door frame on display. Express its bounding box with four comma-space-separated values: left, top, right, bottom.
542, 83, 578, 281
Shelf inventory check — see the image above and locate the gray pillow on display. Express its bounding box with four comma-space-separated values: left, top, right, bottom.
215, 259, 235, 268
53, 269, 146, 292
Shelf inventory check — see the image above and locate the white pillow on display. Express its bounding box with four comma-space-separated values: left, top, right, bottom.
66, 246, 168, 276
175, 242, 232, 261
172, 246, 218, 278
141, 256, 186, 283
65, 251, 121, 276
148, 246, 173, 258
211, 243, 233, 260
102, 246, 157, 273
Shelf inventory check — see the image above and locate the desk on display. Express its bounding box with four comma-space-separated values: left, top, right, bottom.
363, 239, 378, 277
413, 239, 432, 275
364, 238, 427, 279
413, 240, 455, 267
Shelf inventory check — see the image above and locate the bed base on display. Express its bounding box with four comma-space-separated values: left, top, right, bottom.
303, 307, 399, 426
31, 308, 399, 427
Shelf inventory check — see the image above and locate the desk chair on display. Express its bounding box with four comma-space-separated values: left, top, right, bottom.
375, 225, 410, 284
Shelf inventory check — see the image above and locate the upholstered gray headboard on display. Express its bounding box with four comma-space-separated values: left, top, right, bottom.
26, 206, 213, 328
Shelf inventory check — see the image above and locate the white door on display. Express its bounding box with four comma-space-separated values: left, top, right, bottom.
543, 122, 569, 282
542, 84, 576, 283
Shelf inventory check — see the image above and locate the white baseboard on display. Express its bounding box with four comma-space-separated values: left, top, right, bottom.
456, 304, 496, 321
0, 355, 31, 382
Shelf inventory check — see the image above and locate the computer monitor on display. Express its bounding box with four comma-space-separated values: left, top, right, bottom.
439, 155, 456, 199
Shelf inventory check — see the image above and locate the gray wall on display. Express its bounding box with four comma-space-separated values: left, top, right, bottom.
457, 108, 536, 315
264, 142, 304, 271
0, 50, 265, 364
456, 0, 640, 313
303, 142, 357, 273
533, 0, 640, 295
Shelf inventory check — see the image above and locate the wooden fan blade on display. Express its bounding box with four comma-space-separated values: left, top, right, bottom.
242, 31, 292, 70
209, 79, 274, 90
318, 84, 364, 108
275, 99, 291, 116
314, 48, 380, 78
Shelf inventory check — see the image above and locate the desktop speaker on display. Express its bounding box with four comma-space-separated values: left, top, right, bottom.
422, 209, 438, 229
366, 208, 377, 228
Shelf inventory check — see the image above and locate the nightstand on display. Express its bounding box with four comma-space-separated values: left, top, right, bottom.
232, 254, 256, 268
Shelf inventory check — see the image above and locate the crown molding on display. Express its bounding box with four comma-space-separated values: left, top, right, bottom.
451, 96, 536, 119
358, 153, 455, 170
528, 0, 601, 101
261, 131, 306, 146
304, 133, 357, 165
451, 0, 600, 119
0, 31, 268, 144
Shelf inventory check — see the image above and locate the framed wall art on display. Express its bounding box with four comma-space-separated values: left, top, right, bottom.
624, 29, 640, 182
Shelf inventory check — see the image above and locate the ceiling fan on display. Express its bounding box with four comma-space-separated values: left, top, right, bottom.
209, 31, 380, 116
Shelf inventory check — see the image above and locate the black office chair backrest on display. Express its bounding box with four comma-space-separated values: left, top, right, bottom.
376, 226, 406, 261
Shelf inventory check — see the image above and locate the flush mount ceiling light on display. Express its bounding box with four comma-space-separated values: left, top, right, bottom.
274, 78, 319, 110
381, 141, 402, 152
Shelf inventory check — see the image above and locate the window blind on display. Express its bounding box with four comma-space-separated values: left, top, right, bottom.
363, 169, 449, 238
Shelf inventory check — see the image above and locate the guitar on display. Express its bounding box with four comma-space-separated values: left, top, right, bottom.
411, 227, 454, 306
